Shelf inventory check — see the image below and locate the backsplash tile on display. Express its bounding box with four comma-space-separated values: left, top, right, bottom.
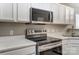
0, 22, 26, 36
26, 24, 66, 36
0, 23, 66, 37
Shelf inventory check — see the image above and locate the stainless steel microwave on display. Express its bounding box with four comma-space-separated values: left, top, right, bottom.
30, 8, 53, 23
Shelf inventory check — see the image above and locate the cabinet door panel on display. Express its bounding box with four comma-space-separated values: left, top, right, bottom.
51, 3, 59, 23
51, 4, 65, 24
0, 3, 13, 21
58, 4, 65, 24
65, 7, 70, 24
17, 3, 30, 22
0, 46, 36, 55
69, 8, 75, 25
62, 39, 79, 55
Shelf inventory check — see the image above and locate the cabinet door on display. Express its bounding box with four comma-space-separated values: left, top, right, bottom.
31, 3, 51, 11
17, 3, 30, 22
62, 39, 79, 55
51, 3, 59, 23
58, 4, 65, 24
0, 46, 36, 55
65, 7, 70, 24
0, 3, 13, 21
69, 8, 75, 25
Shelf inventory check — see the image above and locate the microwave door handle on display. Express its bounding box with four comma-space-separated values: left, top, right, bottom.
50, 12, 53, 22
49, 12, 51, 22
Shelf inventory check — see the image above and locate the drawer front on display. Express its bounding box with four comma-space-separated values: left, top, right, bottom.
62, 40, 79, 45
0, 46, 36, 55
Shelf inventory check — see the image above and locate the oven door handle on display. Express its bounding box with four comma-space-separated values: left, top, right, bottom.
43, 43, 62, 47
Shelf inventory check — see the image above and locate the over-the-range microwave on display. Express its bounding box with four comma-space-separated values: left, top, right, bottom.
30, 8, 53, 24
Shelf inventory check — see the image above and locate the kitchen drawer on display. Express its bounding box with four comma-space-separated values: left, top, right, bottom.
0, 46, 36, 55
62, 39, 79, 45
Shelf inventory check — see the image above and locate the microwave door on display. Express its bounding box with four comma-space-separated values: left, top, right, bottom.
31, 8, 51, 22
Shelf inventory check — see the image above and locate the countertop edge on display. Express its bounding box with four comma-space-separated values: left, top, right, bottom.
0, 44, 36, 53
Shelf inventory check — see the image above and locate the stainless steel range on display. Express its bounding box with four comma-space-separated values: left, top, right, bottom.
25, 28, 62, 55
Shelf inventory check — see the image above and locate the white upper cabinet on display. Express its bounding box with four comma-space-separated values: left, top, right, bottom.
65, 7, 70, 24
69, 8, 75, 25
51, 3, 75, 25
0, 3, 13, 21
31, 3, 51, 11
65, 6, 75, 25
51, 3, 59, 23
17, 3, 30, 22
58, 4, 65, 24
51, 4, 65, 24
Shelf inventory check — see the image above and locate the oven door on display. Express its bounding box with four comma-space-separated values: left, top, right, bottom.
39, 41, 62, 55
40, 46, 62, 55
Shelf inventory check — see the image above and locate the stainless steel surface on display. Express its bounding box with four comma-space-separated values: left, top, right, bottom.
26, 28, 62, 55
26, 28, 47, 35
39, 41, 62, 52
30, 8, 53, 24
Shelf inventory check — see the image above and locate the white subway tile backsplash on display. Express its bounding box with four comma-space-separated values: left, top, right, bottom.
0, 23, 66, 36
